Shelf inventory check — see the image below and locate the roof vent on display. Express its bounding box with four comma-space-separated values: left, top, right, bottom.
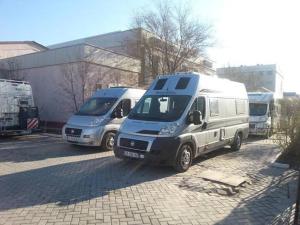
175, 77, 190, 89
154, 78, 167, 90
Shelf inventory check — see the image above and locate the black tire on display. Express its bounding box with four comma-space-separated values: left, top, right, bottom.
231, 132, 242, 151
173, 144, 193, 172
102, 132, 115, 151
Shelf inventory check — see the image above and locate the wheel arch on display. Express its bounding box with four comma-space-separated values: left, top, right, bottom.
176, 135, 197, 160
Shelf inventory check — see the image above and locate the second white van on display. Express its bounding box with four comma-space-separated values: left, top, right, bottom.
62, 87, 145, 150
114, 72, 249, 172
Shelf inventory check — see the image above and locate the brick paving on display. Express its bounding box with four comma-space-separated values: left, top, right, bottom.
0, 134, 298, 225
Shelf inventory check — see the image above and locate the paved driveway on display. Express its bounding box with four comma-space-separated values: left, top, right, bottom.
0, 134, 298, 225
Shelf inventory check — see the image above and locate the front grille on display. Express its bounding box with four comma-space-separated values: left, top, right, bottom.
120, 138, 148, 151
249, 124, 255, 129
65, 128, 82, 136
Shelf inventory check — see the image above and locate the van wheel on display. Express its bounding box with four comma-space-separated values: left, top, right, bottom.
231, 133, 242, 151
173, 144, 193, 172
102, 132, 115, 151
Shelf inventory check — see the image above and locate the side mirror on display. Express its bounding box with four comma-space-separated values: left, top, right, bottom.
188, 110, 202, 125
193, 110, 202, 125
115, 108, 124, 119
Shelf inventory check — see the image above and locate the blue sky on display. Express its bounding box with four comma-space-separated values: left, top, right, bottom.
1, 0, 299, 92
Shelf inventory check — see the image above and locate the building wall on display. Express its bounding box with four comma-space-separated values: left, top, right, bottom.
18, 62, 139, 123
217, 64, 283, 98
49, 29, 215, 86
0, 42, 45, 59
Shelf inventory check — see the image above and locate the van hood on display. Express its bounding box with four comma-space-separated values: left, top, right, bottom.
67, 115, 105, 127
121, 119, 170, 135
249, 115, 268, 123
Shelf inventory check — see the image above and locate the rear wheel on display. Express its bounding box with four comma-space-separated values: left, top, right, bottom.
102, 132, 115, 151
173, 144, 193, 172
231, 132, 242, 151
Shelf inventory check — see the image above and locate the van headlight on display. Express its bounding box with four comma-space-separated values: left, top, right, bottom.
159, 123, 180, 135
90, 117, 104, 127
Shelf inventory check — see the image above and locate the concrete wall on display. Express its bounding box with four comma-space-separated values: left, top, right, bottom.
18, 62, 139, 123
0, 44, 140, 73
0, 42, 45, 59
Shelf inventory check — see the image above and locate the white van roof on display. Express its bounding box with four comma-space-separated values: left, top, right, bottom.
92, 87, 145, 98
146, 72, 247, 99
248, 92, 274, 103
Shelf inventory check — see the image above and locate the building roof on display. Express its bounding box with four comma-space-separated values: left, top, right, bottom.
0, 41, 48, 50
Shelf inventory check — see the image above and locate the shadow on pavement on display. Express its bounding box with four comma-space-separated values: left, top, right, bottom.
0, 138, 103, 163
0, 156, 175, 211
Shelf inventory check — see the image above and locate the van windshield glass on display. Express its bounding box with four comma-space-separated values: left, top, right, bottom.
249, 103, 268, 116
128, 95, 191, 122
76, 97, 118, 116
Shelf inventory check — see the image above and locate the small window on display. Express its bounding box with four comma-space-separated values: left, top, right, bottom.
20, 100, 28, 105
116, 99, 131, 116
197, 97, 206, 118
154, 79, 167, 90
141, 98, 151, 113
209, 98, 219, 117
236, 100, 246, 115
175, 77, 190, 89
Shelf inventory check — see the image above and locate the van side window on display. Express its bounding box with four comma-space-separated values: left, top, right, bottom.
209, 98, 219, 117
140, 97, 150, 113
121, 99, 131, 116
236, 99, 246, 115
116, 99, 131, 116
197, 97, 205, 118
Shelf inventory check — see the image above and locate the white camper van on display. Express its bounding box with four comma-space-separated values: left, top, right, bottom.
62, 87, 145, 150
248, 92, 279, 137
114, 72, 249, 172
0, 79, 39, 135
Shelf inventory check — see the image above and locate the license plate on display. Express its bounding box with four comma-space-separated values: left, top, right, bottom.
67, 136, 79, 142
124, 151, 144, 159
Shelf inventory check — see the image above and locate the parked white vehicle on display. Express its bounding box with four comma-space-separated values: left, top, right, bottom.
114, 72, 249, 172
62, 87, 145, 150
248, 92, 280, 137
0, 79, 39, 135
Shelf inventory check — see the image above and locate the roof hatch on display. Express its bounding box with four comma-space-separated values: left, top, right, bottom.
154, 78, 167, 90
175, 77, 190, 89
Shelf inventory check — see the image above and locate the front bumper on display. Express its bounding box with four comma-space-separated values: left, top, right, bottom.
249, 123, 269, 136
62, 125, 104, 146
113, 133, 181, 165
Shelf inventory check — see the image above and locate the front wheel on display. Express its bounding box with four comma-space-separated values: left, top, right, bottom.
173, 144, 193, 172
231, 133, 242, 151
102, 132, 115, 151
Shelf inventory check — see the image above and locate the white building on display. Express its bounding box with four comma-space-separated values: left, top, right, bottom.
217, 64, 284, 98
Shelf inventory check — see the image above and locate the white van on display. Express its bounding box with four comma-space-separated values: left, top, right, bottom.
114, 72, 249, 172
0, 79, 39, 135
248, 92, 279, 137
62, 87, 145, 150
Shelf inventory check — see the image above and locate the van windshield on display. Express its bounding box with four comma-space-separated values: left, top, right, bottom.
128, 95, 191, 122
76, 97, 118, 116
249, 103, 268, 116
